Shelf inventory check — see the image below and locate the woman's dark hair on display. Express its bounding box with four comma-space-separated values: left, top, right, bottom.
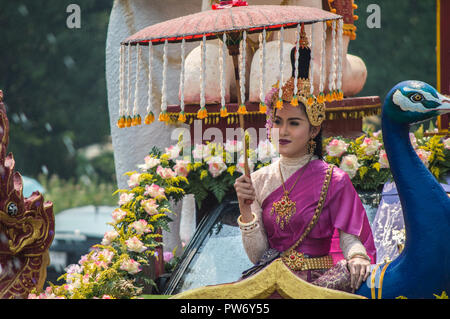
312, 127, 323, 159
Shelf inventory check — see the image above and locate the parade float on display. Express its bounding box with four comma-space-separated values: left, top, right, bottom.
0, 0, 448, 299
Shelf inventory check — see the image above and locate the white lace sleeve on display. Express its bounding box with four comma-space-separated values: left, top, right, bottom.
339, 230, 369, 260
239, 201, 269, 264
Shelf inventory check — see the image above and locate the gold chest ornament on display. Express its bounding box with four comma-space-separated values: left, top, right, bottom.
270, 158, 311, 230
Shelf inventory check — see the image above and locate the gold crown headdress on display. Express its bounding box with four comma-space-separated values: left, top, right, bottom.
272, 24, 325, 127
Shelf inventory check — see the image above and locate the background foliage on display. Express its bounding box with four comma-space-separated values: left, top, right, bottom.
0, 0, 438, 194
0, 0, 114, 183
352, 0, 436, 98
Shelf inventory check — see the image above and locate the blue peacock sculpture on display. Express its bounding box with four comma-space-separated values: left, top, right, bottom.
356, 80, 450, 299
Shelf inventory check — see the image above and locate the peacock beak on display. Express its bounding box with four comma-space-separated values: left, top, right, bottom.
437, 92, 450, 112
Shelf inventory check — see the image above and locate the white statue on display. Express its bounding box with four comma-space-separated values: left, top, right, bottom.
106, 0, 203, 256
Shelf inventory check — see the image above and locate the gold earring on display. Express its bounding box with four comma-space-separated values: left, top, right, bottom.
307, 139, 316, 154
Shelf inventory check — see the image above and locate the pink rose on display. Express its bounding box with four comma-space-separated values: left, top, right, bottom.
339, 154, 360, 179
120, 258, 141, 275
112, 208, 128, 223
144, 183, 166, 198
130, 219, 151, 235
409, 133, 418, 149
361, 137, 381, 156
326, 139, 349, 157
236, 156, 255, 174
257, 139, 277, 162
127, 173, 141, 188
378, 149, 390, 169
124, 236, 147, 253
138, 155, 161, 171
102, 230, 119, 245
118, 193, 134, 206
207, 156, 227, 177
163, 251, 174, 263
174, 159, 189, 177
415, 148, 431, 167
443, 137, 450, 150
165, 145, 181, 160
156, 165, 176, 179
141, 198, 159, 215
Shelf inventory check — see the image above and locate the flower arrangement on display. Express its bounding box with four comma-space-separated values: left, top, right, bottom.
324, 128, 450, 191
30, 149, 188, 299
179, 138, 278, 209
32, 127, 448, 299
324, 132, 391, 191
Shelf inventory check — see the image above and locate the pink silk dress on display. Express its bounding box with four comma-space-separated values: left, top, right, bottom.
261, 159, 376, 264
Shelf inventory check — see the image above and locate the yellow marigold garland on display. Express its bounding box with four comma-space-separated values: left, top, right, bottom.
275, 98, 283, 109
290, 96, 299, 107
259, 102, 267, 114
237, 104, 248, 114
178, 111, 186, 123
197, 107, 208, 119
144, 112, 155, 125
220, 106, 228, 118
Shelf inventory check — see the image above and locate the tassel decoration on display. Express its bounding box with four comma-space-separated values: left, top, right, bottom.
145, 112, 155, 125
220, 106, 228, 118
237, 104, 247, 114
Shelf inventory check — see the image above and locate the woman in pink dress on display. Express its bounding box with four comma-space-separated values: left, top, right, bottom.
234, 35, 376, 293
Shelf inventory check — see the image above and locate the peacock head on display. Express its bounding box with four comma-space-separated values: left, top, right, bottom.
384, 80, 450, 124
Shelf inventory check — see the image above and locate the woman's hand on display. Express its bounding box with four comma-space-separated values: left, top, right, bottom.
233, 174, 255, 222
347, 256, 371, 292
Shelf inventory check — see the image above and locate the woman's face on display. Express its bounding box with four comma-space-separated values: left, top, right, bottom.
272, 102, 320, 158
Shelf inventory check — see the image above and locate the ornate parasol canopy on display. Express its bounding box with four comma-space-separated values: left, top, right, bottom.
117, 1, 344, 176
122, 4, 340, 45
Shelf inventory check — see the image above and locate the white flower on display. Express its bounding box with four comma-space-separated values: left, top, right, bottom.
326, 138, 349, 157
257, 139, 278, 162
173, 159, 189, 177
144, 183, 166, 198
378, 149, 390, 169
443, 137, 450, 150
111, 208, 128, 223
65, 264, 83, 275
101, 230, 119, 245
120, 258, 141, 275
192, 144, 206, 161
224, 140, 243, 154
164, 144, 181, 160
236, 156, 255, 175
127, 173, 141, 188
98, 249, 114, 265
124, 236, 147, 253
156, 165, 176, 179
207, 156, 227, 177
415, 148, 431, 167
130, 219, 151, 235
118, 193, 134, 206
141, 198, 159, 215
339, 154, 360, 179
138, 155, 161, 171
361, 137, 381, 156
372, 130, 382, 138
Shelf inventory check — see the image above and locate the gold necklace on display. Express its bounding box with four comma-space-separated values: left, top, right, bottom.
271, 157, 312, 230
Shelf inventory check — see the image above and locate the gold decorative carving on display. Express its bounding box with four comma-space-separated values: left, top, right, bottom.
0, 90, 55, 299
170, 259, 365, 299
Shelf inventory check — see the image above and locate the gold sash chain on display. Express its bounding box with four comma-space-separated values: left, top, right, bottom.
281, 164, 335, 271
